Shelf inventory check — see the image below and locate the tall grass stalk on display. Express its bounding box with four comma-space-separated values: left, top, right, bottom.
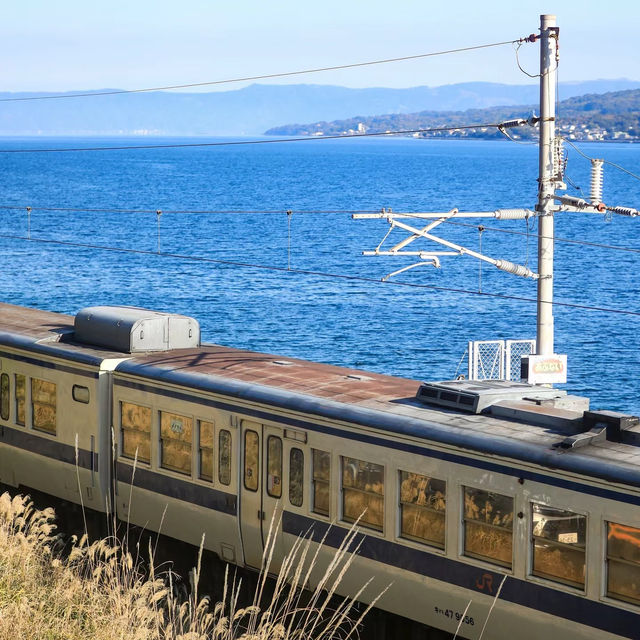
74, 433, 89, 539
453, 600, 472, 640
478, 574, 507, 640
0, 492, 383, 640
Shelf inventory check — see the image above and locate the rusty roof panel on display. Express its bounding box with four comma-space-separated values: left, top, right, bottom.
118, 343, 421, 407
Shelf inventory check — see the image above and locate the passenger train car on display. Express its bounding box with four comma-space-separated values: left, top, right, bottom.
1, 301, 639, 639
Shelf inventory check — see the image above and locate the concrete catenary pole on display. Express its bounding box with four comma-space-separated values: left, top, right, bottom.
536, 14, 558, 356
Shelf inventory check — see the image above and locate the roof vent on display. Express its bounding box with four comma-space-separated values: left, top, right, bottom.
415, 379, 566, 414
74, 306, 200, 353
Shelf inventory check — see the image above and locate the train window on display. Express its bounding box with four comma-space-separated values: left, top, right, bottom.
31, 378, 56, 435
266, 436, 282, 498
0, 373, 9, 421
342, 457, 384, 532
532, 503, 586, 588
289, 448, 304, 507
15, 374, 25, 426
198, 420, 214, 481
312, 449, 330, 517
72, 385, 90, 404
463, 487, 513, 568
218, 430, 231, 485
607, 522, 640, 605
399, 471, 446, 549
244, 430, 259, 492
121, 402, 152, 464
160, 411, 192, 475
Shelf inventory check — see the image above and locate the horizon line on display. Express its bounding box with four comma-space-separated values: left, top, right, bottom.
0, 77, 638, 95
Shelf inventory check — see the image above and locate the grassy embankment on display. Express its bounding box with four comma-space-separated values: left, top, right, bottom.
0, 492, 384, 640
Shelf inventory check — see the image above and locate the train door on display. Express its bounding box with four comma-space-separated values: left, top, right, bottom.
240, 420, 263, 568
262, 424, 285, 570
239, 420, 284, 570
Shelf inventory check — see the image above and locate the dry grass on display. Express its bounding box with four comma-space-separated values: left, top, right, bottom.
0, 493, 382, 640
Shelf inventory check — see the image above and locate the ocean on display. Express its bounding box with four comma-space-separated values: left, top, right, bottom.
0, 136, 638, 413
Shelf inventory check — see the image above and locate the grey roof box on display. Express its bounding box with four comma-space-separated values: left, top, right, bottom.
416, 379, 566, 414
74, 306, 200, 353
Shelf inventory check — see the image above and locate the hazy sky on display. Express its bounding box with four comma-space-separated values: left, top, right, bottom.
2, 1, 639, 92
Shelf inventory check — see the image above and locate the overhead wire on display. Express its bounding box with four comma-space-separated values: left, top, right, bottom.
564, 139, 637, 145
513, 41, 541, 79
564, 169, 586, 199
496, 120, 640, 187
0, 122, 515, 153
497, 126, 537, 145
562, 138, 640, 183
0, 38, 525, 103
0, 205, 377, 214
1, 25, 636, 303
0, 203, 638, 255
0, 36, 635, 322
509, 35, 640, 185
0, 232, 637, 317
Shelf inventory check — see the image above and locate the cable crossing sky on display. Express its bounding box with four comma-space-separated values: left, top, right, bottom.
0, 122, 518, 153
0, 37, 529, 102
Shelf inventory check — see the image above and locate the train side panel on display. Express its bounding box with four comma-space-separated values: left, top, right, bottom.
112, 373, 243, 566
0, 346, 110, 513
278, 423, 636, 639
108, 366, 640, 639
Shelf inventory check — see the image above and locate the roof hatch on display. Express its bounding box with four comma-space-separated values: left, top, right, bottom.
74, 306, 200, 353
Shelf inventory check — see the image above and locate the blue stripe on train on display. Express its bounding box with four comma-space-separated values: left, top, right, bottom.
0, 423, 95, 470
116, 462, 237, 515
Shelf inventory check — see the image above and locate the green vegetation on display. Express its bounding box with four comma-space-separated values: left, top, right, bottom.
265, 89, 640, 142
0, 493, 382, 640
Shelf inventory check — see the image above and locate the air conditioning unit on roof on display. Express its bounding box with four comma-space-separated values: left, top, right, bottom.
415, 379, 566, 414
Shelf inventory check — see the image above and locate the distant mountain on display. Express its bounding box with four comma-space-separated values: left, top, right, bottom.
265, 89, 640, 142
0, 80, 639, 137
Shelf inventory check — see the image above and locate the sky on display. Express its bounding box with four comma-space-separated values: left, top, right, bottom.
2, 0, 639, 93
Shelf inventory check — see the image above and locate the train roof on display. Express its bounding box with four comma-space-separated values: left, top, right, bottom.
0, 302, 131, 365
115, 343, 640, 490
1, 302, 639, 489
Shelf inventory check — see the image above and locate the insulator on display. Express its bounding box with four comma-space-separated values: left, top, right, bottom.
494, 209, 534, 220
590, 159, 604, 204
498, 118, 527, 129
495, 260, 539, 279
610, 206, 639, 217
553, 138, 565, 180
556, 195, 588, 209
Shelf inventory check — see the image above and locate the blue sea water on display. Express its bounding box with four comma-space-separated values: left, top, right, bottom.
0, 136, 638, 413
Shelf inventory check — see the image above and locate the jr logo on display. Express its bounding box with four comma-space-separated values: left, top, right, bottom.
475, 572, 494, 594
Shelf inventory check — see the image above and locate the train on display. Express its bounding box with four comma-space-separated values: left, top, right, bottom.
0, 301, 639, 639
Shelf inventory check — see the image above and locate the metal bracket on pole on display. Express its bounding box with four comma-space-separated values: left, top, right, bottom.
356, 208, 539, 281
353, 209, 536, 221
